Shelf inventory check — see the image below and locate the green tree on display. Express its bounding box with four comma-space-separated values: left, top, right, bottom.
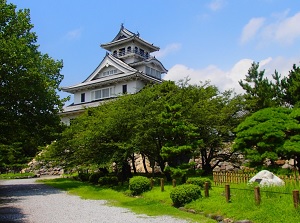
233, 107, 300, 171
239, 62, 283, 113
132, 81, 179, 177
282, 64, 300, 107
133, 80, 243, 176
0, 1, 65, 169
187, 83, 244, 175
45, 80, 243, 179
160, 104, 203, 181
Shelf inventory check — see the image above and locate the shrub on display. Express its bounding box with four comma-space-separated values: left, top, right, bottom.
186, 177, 212, 189
77, 172, 91, 182
98, 176, 119, 186
89, 172, 105, 184
129, 176, 151, 195
170, 184, 201, 207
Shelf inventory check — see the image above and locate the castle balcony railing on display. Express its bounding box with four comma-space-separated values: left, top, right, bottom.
112, 49, 154, 60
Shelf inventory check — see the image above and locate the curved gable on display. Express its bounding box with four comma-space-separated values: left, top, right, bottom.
84, 54, 137, 82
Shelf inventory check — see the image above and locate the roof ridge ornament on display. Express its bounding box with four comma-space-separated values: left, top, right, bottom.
121, 23, 124, 29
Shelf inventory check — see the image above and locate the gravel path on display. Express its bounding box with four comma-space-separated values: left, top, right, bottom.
0, 177, 189, 223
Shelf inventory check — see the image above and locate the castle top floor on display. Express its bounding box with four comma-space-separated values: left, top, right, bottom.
100, 24, 160, 64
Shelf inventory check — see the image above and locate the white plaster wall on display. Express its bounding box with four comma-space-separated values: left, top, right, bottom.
114, 80, 144, 95
74, 93, 81, 104
60, 114, 78, 126
73, 80, 146, 105
73, 91, 92, 104
135, 80, 145, 92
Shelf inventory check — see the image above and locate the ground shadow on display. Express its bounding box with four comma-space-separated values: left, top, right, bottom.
0, 205, 27, 222
0, 178, 64, 222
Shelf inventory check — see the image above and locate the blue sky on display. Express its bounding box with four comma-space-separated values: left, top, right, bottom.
8, 0, 300, 102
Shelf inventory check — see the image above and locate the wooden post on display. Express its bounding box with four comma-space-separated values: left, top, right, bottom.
160, 178, 164, 192
254, 186, 261, 205
293, 190, 299, 208
225, 184, 230, 203
150, 177, 154, 188
172, 179, 176, 187
204, 182, 209, 197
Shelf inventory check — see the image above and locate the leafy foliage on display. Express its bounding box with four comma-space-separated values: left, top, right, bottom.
239, 62, 284, 112
44, 80, 242, 178
77, 172, 91, 182
0, 1, 66, 168
282, 64, 300, 108
186, 177, 212, 189
170, 184, 201, 207
98, 176, 119, 186
233, 107, 300, 170
89, 172, 105, 184
239, 62, 300, 112
129, 176, 151, 195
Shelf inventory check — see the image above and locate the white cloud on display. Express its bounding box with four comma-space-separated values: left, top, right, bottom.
267, 12, 300, 45
163, 57, 299, 94
152, 43, 181, 58
164, 63, 243, 93
65, 27, 83, 40
241, 11, 300, 46
208, 0, 226, 11
240, 17, 265, 44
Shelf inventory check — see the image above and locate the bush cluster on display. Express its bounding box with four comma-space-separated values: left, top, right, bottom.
77, 172, 91, 182
170, 184, 201, 207
98, 176, 119, 186
186, 177, 212, 189
89, 172, 105, 184
129, 176, 151, 195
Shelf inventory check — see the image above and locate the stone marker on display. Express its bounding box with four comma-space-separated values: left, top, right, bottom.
249, 170, 284, 186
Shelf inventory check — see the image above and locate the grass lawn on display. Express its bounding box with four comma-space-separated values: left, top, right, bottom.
0, 172, 35, 179
186, 184, 300, 223
40, 177, 300, 223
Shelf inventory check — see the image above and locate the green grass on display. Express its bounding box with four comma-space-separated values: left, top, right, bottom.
186, 183, 300, 223
0, 172, 35, 179
40, 178, 300, 223
40, 178, 214, 223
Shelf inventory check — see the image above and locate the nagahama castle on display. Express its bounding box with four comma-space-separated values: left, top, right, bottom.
60, 25, 168, 125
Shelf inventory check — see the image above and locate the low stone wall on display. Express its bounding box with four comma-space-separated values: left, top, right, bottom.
21, 159, 64, 176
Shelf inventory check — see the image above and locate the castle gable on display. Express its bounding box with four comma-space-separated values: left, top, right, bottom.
84, 54, 137, 83
111, 24, 135, 42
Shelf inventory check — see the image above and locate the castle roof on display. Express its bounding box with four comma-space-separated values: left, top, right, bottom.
100, 25, 159, 52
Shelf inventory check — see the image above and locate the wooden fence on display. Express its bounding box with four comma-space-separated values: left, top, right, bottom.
213, 171, 300, 185
213, 171, 256, 185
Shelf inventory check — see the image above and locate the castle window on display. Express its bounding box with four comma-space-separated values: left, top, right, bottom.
119, 48, 125, 56
127, 46, 131, 53
122, 84, 127, 94
102, 88, 110, 98
146, 66, 150, 75
81, 93, 85, 102
92, 87, 113, 100
101, 69, 117, 77
118, 35, 126, 40
145, 66, 161, 79
139, 49, 144, 57
113, 50, 117, 57
134, 47, 138, 53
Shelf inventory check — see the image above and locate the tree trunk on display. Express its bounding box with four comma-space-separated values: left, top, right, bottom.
131, 154, 137, 174
296, 156, 300, 175
142, 154, 149, 174
201, 149, 213, 175
157, 160, 172, 181
118, 161, 132, 185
